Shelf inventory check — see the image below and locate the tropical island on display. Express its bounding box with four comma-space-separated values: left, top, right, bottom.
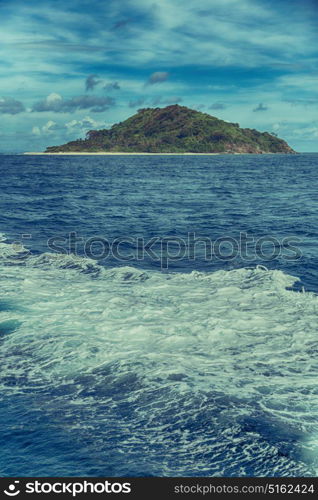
45, 105, 295, 154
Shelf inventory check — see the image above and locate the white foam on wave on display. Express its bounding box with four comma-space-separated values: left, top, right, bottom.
0, 237, 29, 262
0, 253, 316, 396
0, 242, 149, 281
0, 244, 318, 475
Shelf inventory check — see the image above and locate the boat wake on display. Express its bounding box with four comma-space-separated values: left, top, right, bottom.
0, 235, 318, 476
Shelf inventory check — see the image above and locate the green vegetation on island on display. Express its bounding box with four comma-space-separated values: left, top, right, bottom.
45, 105, 296, 154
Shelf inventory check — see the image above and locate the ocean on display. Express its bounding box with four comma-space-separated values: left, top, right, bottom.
0, 153, 317, 477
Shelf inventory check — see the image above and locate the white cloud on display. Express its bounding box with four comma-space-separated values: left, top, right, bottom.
277, 75, 318, 93
65, 116, 105, 132
290, 126, 318, 139
32, 120, 65, 136
32, 94, 115, 113
46, 93, 63, 104
147, 72, 169, 85
32, 116, 106, 138
31, 126, 41, 136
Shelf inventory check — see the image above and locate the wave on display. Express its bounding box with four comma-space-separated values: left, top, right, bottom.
0, 237, 149, 281
1, 236, 318, 475
1, 238, 316, 392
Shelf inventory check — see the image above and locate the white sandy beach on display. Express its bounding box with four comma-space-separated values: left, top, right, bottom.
24, 152, 223, 156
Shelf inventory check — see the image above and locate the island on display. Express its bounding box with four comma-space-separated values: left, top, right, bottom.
45, 105, 296, 154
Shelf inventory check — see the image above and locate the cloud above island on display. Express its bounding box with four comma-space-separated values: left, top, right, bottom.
103, 81, 121, 91
210, 102, 226, 110
0, 97, 25, 114
32, 93, 115, 113
32, 116, 105, 136
146, 72, 169, 85
85, 75, 101, 91
253, 103, 269, 112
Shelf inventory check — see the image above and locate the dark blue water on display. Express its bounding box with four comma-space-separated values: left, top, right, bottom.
0, 154, 317, 477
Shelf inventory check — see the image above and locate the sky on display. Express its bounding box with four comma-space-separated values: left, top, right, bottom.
0, 0, 317, 152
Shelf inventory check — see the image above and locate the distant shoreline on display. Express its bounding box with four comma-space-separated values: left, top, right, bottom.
24, 152, 223, 156
23, 151, 294, 156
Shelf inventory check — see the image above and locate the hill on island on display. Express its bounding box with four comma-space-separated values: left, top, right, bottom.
45, 105, 295, 154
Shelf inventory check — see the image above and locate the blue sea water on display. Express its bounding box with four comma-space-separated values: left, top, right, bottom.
0, 153, 317, 477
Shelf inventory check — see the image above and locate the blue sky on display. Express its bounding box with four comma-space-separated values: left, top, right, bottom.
0, 0, 317, 151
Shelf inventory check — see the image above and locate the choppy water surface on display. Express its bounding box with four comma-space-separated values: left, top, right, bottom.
0, 154, 317, 476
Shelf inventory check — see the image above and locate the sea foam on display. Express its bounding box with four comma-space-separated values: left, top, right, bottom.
0, 241, 317, 476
